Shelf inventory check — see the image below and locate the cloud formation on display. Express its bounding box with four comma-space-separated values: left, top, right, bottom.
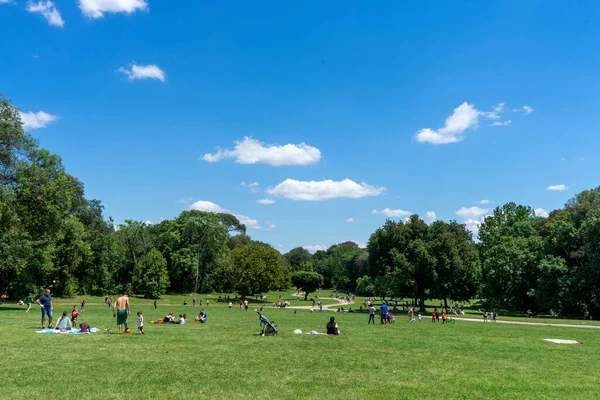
257, 198, 275, 205
547, 184, 567, 191
425, 211, 436, 224
189, 200, 260, 230
267, 179, 385, 201
118, 64, 165, 82
535, 208, 549, 218
26, 1, 64, 27
303, 245, 328, 253
478, 199, 492, 205
20, 111, 59, 129
455, 206, 489, 220
79, 0, 147, 18
416, 102, 530, 145
203, 137, 321, 166
372, 208, 412, 218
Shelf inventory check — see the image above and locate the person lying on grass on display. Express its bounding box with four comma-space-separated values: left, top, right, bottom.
326, 316, 340, 335
54, 312, 72, 330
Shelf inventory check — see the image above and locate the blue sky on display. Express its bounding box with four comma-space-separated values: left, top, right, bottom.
2, 1, 600, 252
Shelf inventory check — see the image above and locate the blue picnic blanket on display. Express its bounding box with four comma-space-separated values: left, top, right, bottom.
35, 328, 99, 334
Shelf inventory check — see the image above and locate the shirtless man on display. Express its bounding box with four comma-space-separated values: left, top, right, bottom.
112, 292, 130, 334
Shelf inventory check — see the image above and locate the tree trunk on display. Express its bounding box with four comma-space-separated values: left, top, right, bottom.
444, 298, 448, 308
418, 283, 426, 313
304, 291, 308, 301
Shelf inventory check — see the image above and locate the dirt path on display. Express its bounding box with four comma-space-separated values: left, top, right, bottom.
287, 293, 355, 311
451, 317, 600, 329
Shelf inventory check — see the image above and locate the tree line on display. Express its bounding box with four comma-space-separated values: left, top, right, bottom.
1, 95, 598, 317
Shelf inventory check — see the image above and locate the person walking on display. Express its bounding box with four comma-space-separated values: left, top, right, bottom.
368, 304, 376, 324
113, 292, 130, 334
36, 288, 53, 329
25, 293, 33, 313
154, 299, 157, 309
81, 299, 86, 312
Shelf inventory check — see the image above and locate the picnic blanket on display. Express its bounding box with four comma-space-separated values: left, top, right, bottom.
543, 339, 582, 344
35, 328, 100, 334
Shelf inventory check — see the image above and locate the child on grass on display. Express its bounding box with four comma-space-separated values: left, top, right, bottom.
137, 311, 144, 334
418, 313, 422, 322
71, 305, 79, 327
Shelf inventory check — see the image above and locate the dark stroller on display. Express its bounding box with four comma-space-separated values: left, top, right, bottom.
258, 311, 278, 336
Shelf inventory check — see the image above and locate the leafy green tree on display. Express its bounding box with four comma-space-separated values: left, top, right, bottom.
291, 270, 324, 300
284, 247, 313, 271
133, 248, 170, 299
429, 221, 480, 306
218, 242, 286, 297
355, 275, 375, 296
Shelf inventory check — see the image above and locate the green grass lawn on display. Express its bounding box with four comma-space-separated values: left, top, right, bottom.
1, 294, 598, 400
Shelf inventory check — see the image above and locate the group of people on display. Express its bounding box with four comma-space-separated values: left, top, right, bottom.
482, 310, 499, 322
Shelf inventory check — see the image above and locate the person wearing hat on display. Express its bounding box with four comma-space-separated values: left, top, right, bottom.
113, 292, 130, 334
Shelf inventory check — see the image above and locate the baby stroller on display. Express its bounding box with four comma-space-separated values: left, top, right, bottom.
258, 311, 278, 336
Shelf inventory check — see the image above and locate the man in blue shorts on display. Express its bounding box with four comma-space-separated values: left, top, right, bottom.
380, 301, 389, 325
36, 288, 53, 329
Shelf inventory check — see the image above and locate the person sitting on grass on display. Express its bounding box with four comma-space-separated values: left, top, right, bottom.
164, 312, 175, 324
198, 309, 207, 323
54, 312, 72, 330
177, 314, 187, 324
326, 316, 340, 335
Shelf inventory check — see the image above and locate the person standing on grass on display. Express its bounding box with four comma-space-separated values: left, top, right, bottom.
25, 293, 33, 312
81, 299, 85, 312
193, 297, 196, 307
154, 299, 157, 309
380, 302, 389, 325
228, 301, 232, 309
71, 305, 79, 327
137, 311, 144, 334
244, 299, 249, 311
113, 292, 130, 334
368, 304, 376, 324
36, 288, 53, 329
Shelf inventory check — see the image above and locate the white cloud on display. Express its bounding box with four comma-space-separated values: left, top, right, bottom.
118, 64, 165, 82
235, 215, 260, 230
303, 245, 328, 253
425, 211, 436, 224
464, 218, 483, 237
478, 199, 492, 205
143, 220, 153, 226
455, 206, 489, 220
79, 0, 147, 18
189, 200, 261, 229
267, 178, 385, 201
547, 184, 567, 191
266, 221, 276, 230
372, 208, 412, 218
203, 137, 321, 166
534, 208, 549, 218
26, 1, 64, 27
1, 0, 15, 4
415, 102, 480, 145
346, 217, 355, 223
416, 102, 529, 145
561, 157, 566, 161
20, 111, 59, 129
241, 181, 260, 193
257, 198, 275, 205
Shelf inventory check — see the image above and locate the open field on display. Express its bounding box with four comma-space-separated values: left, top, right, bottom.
1, 292, 599, 400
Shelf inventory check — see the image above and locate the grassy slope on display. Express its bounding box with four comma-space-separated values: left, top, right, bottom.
0, 294, 597, 400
